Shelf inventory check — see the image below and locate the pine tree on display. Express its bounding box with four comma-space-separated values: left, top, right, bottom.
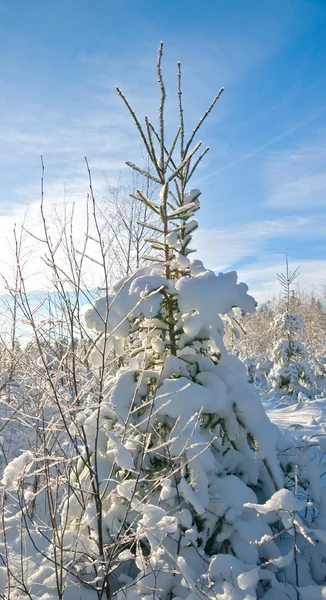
269, 256, 314, 399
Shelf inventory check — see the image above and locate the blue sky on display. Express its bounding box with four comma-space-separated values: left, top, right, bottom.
0, 0, 326, 302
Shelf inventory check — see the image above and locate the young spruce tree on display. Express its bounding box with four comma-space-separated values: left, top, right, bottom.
269, 256, 314, 399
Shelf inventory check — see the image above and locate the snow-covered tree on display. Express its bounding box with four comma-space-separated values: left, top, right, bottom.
269, 312, 314, 397
269, 259, 314, 399
2, 43, 326, 600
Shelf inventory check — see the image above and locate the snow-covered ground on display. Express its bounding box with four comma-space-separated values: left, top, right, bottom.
263, 394, 326, 441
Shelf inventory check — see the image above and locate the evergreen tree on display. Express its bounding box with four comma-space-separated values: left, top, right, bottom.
269, 257, 314, 398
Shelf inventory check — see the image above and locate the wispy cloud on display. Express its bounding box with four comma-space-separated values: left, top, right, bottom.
0, 22, 289, 210
264, 132, 326, 208
0, 7, 325, 302
194, 213, 326, 304
195, 214, 326, 272
197, 107, 326, 186
240, 257, 326, 304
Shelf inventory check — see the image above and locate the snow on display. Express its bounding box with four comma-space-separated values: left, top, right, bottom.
118, 549, 135, 561
176, 270, 256, 339
176, 556, 197, 592
212, 474, 257, 521
177, 253, 190, 269
237, 567, 260, 590
263, 394, 326, 437
184, 189, 201, 205
107, 431, 135, 470
166, 231, 179, 247
245, 488, 305, 513
264, 549, 294, 568
83, 269, 170, 342
178, 476, 206, 515
137, 504, 178, 549
2, 450, 33, 491
154, 377, 216, 419
273, 312, 304, 337
296, 585, 326, 600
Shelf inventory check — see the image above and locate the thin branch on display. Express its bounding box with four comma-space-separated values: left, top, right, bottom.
184, 87, 224, 156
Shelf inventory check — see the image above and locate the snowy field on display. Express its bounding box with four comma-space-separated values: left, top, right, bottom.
264, 395, 326, 440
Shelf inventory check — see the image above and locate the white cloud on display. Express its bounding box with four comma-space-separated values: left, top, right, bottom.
195, 214, 326, 272
264, 133, 326, 208
195, 217, 326, 304
1, 32, 325, 303
0, 23, 295, 208
240, 257, 326, 305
